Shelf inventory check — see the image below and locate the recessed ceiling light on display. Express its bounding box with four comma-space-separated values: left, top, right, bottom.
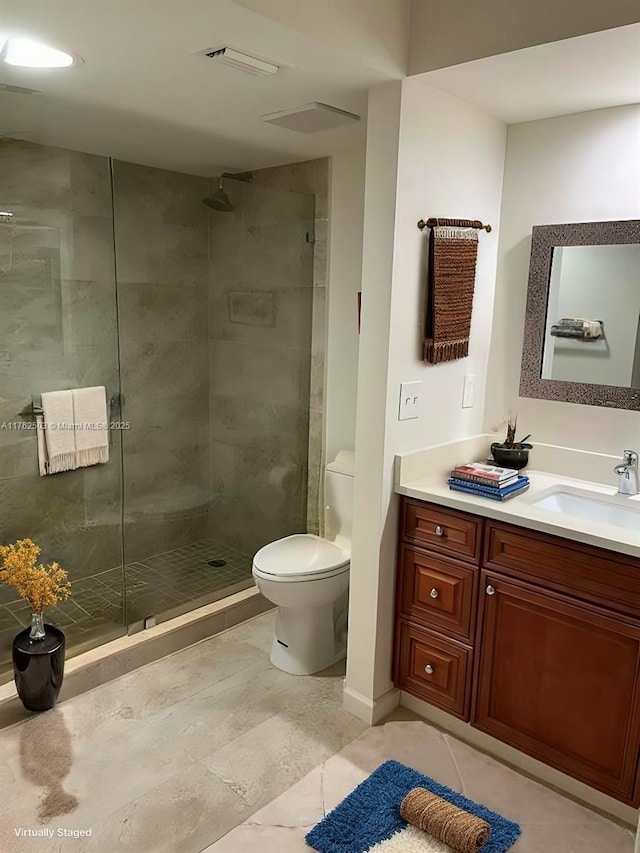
3, 38, 79, 68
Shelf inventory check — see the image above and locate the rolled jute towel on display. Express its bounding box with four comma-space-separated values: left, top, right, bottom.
400, 787, 490, 853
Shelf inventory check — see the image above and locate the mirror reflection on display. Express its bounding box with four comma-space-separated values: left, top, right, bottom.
541, 244, 640, 387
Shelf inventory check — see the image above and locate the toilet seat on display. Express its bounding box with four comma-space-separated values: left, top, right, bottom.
252, 534, 350, 583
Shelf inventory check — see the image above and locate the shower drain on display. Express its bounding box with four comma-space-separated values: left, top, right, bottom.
207, 559, 227, 568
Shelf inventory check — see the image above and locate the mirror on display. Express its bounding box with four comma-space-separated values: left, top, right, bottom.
520, 220, 640, 410
542, 244, 640, 386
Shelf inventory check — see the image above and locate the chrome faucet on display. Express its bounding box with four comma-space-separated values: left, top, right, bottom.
614, 450, 639, 496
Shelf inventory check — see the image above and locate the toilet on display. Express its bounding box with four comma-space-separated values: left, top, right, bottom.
252, 450, 354, 675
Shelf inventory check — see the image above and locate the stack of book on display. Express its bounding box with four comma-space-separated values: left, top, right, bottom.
448, 462, 530, 502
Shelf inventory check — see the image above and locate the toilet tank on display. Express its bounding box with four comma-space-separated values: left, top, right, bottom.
324, 450, 355, 549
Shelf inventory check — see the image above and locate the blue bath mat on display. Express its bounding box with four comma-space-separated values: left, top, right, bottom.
306, 760, 521, 853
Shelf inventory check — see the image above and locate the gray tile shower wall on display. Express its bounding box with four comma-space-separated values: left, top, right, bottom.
0, 140, 125, 673
112, 160, 211, 564
0, 140, 123, 583
249, 159, 329, 537
208, 179, 316, 555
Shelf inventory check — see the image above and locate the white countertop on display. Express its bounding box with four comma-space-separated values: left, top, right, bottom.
395, 436, 640, 560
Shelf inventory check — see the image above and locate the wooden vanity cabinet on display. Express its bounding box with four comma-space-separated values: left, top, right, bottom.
394, 500, 480, 720
394, 496, 640, 805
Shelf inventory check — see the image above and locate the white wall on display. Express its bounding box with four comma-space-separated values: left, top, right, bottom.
484, 105, 640, 451
409, 0, 640, 73
386, 80, 506, 456
326, 149, 366, 462
345, 81, 403, 717
345, 78, 506, 716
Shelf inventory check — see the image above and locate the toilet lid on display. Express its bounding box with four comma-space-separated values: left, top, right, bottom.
253, 534, 350, 579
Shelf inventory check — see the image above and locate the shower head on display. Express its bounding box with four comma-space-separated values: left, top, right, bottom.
203, 183, 234, 212
202, 171, 253, 212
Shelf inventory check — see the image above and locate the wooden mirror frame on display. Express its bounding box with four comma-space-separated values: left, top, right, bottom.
519, 219, 640, 410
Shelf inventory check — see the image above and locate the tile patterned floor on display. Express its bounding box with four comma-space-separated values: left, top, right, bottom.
0, 610, 635, 853
0, 611, 366, 853
0, 539, 254, 681
207, 718, 638, 853
125, 539, 254, 623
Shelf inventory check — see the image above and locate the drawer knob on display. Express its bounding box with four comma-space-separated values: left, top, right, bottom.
486, 585, 496, 596
429, 588, 439, 599
434, 525, 444, 536
424, 664, 434, 675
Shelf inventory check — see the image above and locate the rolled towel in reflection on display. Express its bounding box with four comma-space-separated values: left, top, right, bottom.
400, 787, 490, 852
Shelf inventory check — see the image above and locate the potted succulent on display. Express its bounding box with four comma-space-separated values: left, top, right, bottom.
491, 413, 532, 471
0, 539, 71, 712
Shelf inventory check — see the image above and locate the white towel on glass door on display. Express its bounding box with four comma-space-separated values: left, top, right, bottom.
40, 390, 76, 475
72, 386, 109, 469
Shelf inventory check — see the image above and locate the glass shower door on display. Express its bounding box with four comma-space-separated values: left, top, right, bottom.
0, 140, 126, 680
112, 161, 315, 628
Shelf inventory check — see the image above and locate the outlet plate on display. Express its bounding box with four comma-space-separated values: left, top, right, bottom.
462, 374, 476, 409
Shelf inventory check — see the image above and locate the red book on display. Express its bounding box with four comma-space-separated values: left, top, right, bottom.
451, 462, 518, 488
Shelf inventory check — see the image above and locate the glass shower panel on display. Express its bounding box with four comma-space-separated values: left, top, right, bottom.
0, 140, 126, 681
112, 164, 315, 627
208, 182, 315, 559
112, 160, 213, 626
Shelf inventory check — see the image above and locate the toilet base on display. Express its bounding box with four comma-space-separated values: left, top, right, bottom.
269, 599, 347, 676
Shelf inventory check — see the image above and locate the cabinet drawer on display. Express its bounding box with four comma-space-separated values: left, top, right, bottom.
396, 621, 472, 719
399, 545, 476, 641
484, 521, 640, 619
403, 499, 481, 564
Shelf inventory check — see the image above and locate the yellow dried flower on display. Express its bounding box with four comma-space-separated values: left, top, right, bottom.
0, 538, 71, 613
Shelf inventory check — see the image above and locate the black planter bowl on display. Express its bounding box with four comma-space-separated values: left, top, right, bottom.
491, 442, 532, 471
13, 625, 65, 712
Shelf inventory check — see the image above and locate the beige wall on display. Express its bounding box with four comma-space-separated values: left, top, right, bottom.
409, 0, 640, 73
326, 149, 366, 464
345, 79, 506, 717
484, 104, 640, 453
232, 0, 411, 76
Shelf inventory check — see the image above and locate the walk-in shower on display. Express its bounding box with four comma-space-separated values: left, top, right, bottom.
0, 140, 316, 681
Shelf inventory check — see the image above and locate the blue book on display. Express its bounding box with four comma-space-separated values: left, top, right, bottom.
448, 476, 530, 502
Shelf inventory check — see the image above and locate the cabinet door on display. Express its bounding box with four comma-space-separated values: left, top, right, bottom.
474, 572, 640, 803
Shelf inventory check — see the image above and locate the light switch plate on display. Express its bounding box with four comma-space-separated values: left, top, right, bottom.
399, 381, 422, 420
462, 374, 476, 409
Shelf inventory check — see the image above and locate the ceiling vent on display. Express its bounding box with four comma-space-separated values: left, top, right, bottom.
205, 47, 279, 77
0, 83, 42, 95
261, 102, 360, 134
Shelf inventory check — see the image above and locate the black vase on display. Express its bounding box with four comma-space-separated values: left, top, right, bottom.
12, 624, 65, 712
490, 442, 532, 471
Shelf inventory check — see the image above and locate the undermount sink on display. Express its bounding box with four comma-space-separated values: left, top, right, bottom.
530, 486, 640, 531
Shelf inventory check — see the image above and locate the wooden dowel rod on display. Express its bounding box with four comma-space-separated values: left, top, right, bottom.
417, 218, 492, 233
